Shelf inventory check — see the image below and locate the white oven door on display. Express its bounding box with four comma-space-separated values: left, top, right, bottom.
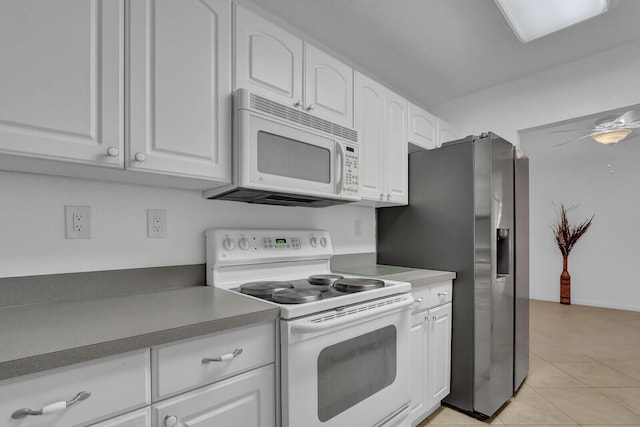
237, 109, 340, 197
281, 294, 413, 427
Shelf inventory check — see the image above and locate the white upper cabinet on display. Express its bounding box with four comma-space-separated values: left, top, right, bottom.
0, 0, 124, 167
408, 102, 438, 151
234, 4, 303, 107
234, 5, 353, 127
384, 90, 408, 204
128, 0, 231, 182
354, 73, 385, 201
438, 118, 459, 145
304, 44, 353, 126
354, 71, 407, 206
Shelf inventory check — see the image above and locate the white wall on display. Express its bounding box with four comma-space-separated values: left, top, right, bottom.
434, 39, 640, 311
520, 129, 640, 311
0, 171, 375, 277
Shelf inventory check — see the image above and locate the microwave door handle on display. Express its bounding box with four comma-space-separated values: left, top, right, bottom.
335, 143, 344, 195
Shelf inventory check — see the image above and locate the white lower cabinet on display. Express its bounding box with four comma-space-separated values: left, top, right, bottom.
152, 364, 275, 427
151, 321, 276, 427
409, 282, 453, 426
88, 407, 151, 427
0, 350, 150, 427
0, 322, 276, 427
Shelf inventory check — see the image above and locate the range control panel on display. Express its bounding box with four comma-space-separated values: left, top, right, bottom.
206, 228, 333, 267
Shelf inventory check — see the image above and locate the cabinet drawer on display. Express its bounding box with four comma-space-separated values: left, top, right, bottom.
428, 281, 453, 307
88, 407, 150, 427
151, 364, 275, 427
411, 285, 431, 313
0, 350, 150, 427
152, 322, 275, 400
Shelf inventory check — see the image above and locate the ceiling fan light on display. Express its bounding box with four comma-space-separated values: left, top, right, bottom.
592, 129, 631, 144
494, 0, 609, 43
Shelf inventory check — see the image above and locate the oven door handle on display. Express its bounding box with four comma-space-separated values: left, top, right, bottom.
290, 295, 414, 334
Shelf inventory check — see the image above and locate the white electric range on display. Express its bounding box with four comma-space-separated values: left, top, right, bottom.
206, 228, 413, 427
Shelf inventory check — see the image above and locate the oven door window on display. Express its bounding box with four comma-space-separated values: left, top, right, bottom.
317, 325, 397, 422
257, 131, 331, 183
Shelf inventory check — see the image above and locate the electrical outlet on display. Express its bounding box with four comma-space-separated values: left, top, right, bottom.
65, 206, 91, 239
147, 209, 167, 238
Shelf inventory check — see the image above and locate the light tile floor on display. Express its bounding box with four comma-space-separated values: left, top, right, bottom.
419, 299, 640, 426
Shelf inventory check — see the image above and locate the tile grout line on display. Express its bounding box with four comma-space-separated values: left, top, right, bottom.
522, 383, 581, 425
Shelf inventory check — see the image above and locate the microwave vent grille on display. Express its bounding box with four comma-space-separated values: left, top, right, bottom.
250, 93, 358, 143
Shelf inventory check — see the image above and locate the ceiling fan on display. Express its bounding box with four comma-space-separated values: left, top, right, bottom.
552, 109, 640, 147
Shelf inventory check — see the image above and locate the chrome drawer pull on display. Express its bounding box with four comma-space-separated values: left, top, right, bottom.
437, 291, 449, 296
11, 391, 91, 419
414, 297, 424, 304
202, 348, 243, 363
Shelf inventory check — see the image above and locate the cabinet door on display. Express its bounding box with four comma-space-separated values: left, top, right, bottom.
304, 44, 353, 126
234, 5, 302, 108
353, 72, 385, 202
384, 90, 408, 205
408, 103, 438, 150
128, 0, 231, 182
427, 303, 452, 408
0, 0, 124, 167
410, 312, 428, 423
438, 118, 459, 146
152, 364, 275, 427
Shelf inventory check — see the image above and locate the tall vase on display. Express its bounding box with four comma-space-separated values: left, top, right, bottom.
560, 255, 571, 305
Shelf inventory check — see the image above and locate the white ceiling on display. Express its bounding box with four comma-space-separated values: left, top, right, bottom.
249, 0, 640, 109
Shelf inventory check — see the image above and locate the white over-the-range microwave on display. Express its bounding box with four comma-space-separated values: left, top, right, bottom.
204, 89, 360, 207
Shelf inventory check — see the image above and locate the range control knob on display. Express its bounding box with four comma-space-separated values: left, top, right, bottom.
310, 237, 318, 247
238, 237, 250, 251
222, 237, 236, 251
320, 237, 327, 247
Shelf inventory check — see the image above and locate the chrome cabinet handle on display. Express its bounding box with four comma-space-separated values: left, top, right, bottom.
438, 291, 449, 296
306, 103, 316, 111
106, 146, 120, 157
11, 391, 91, 419
294, 99, 304, 108
134, 152, 146, 162
414, 297, 424, 304
202, 348, 243, 363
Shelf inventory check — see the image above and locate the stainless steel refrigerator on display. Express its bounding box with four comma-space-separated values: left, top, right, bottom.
377, 132, 529, 420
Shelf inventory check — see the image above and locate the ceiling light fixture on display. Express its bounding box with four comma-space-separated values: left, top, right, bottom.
591, 129, 631, 144
494, 0, 609, 43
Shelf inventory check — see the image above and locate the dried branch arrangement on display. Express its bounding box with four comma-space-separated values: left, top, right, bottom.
552, 204, 594, 257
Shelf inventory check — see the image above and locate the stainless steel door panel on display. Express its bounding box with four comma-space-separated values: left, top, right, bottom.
473, 135, 514, 417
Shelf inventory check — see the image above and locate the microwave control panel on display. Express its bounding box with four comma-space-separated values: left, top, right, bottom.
341, 144, 360, 199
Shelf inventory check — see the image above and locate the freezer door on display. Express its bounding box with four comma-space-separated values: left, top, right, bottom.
473, 134, 514, 417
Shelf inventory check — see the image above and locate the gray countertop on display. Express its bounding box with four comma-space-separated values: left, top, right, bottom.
0, 286, 279, 381
335, 264, 456, 287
